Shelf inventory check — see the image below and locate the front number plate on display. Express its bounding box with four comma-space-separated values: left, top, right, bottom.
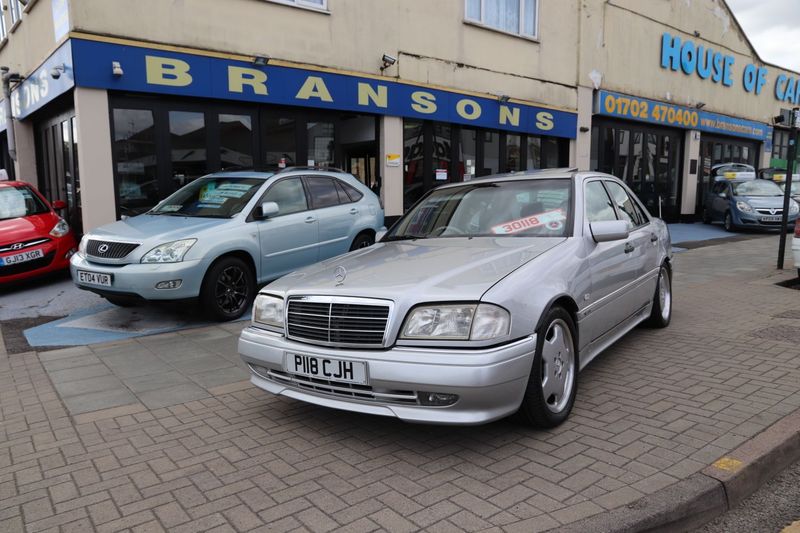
0, 248, 44, 266
77, 270, 113, 287
760, 215, 781, 222
285, 353, 368, 385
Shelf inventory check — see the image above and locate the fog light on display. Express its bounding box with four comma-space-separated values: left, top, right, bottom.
155, 280, 182, 290
419, 392, 459, 406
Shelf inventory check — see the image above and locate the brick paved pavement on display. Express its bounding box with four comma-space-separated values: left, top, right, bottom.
1, 236, 798, 532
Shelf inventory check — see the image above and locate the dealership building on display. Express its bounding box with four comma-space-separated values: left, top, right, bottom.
0, 0, 797, 233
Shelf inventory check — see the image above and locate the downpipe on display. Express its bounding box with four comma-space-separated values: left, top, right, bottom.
1, 67, 22, 161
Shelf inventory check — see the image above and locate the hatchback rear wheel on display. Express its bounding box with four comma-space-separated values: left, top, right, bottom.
201, 257, 255, 321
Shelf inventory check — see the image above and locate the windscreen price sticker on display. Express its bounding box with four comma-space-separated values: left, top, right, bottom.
492, 209, 566, 235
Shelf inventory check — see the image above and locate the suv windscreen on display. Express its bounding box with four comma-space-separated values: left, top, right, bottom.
0, 186, 50, 221
150, 177, 264, 218
386, 179, 571, 240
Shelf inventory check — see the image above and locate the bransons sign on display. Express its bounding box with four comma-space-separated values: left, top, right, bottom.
661, 32, 800, 104
72, 38, 577, 139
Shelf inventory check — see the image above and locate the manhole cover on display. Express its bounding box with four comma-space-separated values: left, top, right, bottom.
750, 326, 800, 344
773, 310, 800, 320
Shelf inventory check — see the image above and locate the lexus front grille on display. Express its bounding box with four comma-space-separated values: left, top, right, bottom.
86, 240, 140, 259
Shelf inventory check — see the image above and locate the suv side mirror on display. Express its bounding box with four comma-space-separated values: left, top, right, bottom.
52, 200, 67, 211
256, 201, 279, 219
589, 220, 630, 243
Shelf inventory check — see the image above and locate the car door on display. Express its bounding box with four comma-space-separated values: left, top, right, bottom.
255, 177, 319, 281
711, 181, 730, 219
304, 176, 357, 259
604, 180, 657, 313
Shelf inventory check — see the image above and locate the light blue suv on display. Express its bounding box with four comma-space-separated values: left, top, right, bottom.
70, 169, 384, 320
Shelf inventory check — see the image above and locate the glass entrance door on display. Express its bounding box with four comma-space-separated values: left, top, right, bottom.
36, 112, 82, 235
594, 120, 682, 221
695, 136, 758, 215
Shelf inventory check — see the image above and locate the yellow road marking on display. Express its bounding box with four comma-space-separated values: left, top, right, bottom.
712, 457, 744, 472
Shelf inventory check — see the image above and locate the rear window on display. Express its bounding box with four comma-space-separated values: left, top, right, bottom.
0, 186, 50, 221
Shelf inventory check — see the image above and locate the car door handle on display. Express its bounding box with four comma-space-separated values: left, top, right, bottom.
349, 208, 359, 215
305, 216, 316, 223
624, 242, 635, 254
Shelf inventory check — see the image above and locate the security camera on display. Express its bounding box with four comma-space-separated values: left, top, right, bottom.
380, 54, 397, 71
112, 61, 124, 77
50, 68, 60, 79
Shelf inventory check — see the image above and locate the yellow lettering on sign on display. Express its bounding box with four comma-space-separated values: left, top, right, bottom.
456, 99, 482, 120
296, 76, 333, 102
228, 66, 268, 95
499, 105, 520, 127
145, 56, 193, 87
411, 91, 437, 114
536, 111, 554, 131
358, 83, 388, 108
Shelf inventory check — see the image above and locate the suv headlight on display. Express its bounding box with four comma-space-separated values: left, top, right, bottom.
790, 200, 799, 215
253, 294, 284, 330
141, 239, 196, 263
736, 201, 753, 214
401, 303, 510, 341
50, 219, 70, 238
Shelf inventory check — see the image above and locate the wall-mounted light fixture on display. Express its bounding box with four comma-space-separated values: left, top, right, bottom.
111, 61, 123, 77
380, 53, 397, 72
252, 55, 270, 67
497, 94, 511, 103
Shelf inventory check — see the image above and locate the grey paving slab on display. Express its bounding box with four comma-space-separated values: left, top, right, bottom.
47, 363, 113, 383
52, 375, 127, 398
187, 366, 250, 389
136, 383, 209, 409
60, 388, 138, 414
40, 354, 102, 372
168, 354, 234, 374
100, 352, 173, 378
37, 346, 93, 361
123, 370, 194, 393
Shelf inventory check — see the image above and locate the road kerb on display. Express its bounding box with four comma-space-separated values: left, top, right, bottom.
554, 406, 800, 532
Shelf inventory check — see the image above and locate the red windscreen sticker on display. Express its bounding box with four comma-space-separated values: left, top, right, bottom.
491, 209, 566, 235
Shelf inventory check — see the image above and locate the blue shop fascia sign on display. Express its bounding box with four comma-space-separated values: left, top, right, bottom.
595, 90, 771, 143
1, 37, 576, 138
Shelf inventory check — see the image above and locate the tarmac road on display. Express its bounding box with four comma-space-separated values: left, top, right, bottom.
696, 459, 800, 533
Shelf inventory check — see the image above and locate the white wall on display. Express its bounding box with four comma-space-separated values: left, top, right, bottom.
379, 116, 403, 217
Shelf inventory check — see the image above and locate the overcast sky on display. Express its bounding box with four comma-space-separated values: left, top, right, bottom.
726, 0, 800, 72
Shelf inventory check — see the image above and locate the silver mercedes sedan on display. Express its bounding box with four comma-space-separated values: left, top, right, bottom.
239, 169, 672, 427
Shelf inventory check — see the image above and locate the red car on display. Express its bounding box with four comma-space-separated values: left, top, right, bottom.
0, 181, 77, 285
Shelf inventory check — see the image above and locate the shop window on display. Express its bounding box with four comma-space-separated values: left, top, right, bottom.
433, 123, 452, 183
307, 121, 334, 167
263, 113, 296, 170
403, 120, 425, 209
506, 134, 521, 172
219, 114, 254, 169
458, 128, 477, 181
9, 0, 22, 25
541, 137, 561, 168
465, 0, 538, 38
482, 131, 499, 176
113, 109, 160, 217
169, 111, 207, 189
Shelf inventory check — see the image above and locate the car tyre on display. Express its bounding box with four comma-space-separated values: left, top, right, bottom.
702, 208, 712, 224
104, 296, 139, 308
518, 307, 578, 428
349, 232, 374, 251
723, 211, 735, 232
200, 256, 255, 321
645, 263, 672, 328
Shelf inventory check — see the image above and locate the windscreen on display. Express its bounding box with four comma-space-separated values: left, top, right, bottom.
732, 180, 783, 197
150, 177, 264, 218
0, 186, 50, 221
387, 179, 572, 240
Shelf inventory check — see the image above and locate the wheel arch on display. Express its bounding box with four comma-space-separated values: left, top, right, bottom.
202, 249, 257, 283
535, 294, 580, 359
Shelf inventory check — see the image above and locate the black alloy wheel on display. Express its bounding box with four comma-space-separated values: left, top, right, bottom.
201, 257, 255, 321
349, 232, 375, 251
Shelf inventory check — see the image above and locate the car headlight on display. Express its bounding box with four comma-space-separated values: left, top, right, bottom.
790, 200, 799, 215
253, 294, 284, 330
140, 239, 197, 263
50, 218, 70, 238
401, 303, 510, 341
736, 201, 753, 214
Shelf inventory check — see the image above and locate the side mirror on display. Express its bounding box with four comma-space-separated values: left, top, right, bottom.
590, 220, 630, 243
52, 200, 67, 211
375, 228, 388, 242
256, 201, 279, 219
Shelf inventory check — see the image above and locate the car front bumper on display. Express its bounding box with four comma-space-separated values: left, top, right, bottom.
69, 253, 206, 300
238, 326, 537, 425
0, 235, 77, 285
732, 210, 798, 229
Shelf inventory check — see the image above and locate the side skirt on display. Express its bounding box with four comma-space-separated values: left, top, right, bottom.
578, 302, 651, 371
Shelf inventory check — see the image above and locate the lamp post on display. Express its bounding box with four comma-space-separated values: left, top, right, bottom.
777, 107, 799, 270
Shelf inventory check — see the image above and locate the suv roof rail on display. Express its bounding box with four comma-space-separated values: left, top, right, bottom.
275, 166, 346, 174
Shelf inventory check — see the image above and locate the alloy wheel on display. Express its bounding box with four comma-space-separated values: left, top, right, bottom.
540, 318, 575, 414
215, 266, 248, 314
659, 267, 672, 321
